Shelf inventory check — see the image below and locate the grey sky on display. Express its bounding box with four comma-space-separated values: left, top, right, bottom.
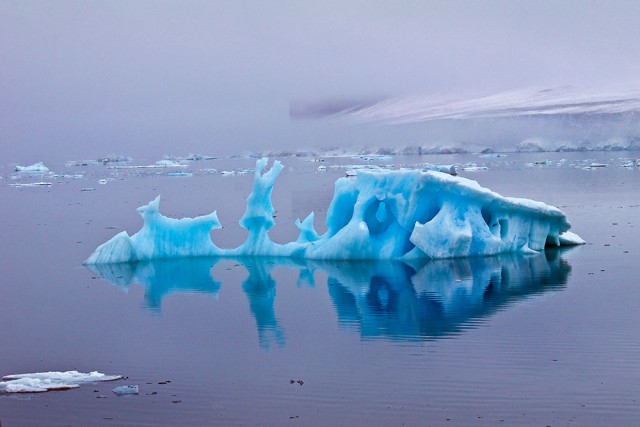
2, 1, 640, 161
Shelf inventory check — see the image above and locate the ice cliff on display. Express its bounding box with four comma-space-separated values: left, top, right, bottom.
85, 158, 583, 264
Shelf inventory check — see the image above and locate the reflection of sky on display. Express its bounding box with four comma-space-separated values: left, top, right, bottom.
89, 249, 572, 347
3, 2, 640, 161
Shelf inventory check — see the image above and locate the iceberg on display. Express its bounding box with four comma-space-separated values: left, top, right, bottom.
85, 158, 583, 264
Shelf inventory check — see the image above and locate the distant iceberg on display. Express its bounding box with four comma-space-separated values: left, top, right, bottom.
85, 158, 583, 264
14, 161, 50, 173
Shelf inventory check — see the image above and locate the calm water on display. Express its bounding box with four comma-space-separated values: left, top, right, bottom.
1, 152, 639, 426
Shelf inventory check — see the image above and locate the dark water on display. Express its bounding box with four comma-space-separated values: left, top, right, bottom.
1, 153, 639, 426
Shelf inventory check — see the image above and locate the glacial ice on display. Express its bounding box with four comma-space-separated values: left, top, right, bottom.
85, 158, 583, 264
0, 371, 122, 393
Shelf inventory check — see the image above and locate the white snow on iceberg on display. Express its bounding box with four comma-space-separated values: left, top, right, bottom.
85, 158, 583, 264
0, 371, 122, 393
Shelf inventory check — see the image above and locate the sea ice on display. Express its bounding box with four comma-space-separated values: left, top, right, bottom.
0, 371, 122, 393
86, 158, 583, 264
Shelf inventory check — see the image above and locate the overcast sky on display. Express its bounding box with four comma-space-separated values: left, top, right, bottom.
2, 0, 640, 161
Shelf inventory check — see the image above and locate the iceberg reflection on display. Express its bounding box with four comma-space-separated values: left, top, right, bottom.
88, 249, 572, 343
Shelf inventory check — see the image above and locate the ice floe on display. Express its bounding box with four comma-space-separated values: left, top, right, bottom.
0, 371, 122, 393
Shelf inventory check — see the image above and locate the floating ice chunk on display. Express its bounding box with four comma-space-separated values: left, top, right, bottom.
10, 182, 52, 188
167, 171, 193, 177
558, 231, 585, 245
479, 153, 508, 158
15, 162, 49, 173
185, 153, 216, 161
317, 165, 327, 171
0, 371, 122, 393
155, 160, 185, 167
461, 164, 488, 172
112, 385, 139, 396
99, 155, 132, 164
86, 158, 583, 264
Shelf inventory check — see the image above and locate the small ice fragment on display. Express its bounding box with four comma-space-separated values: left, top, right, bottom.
15, 162, 49, 173
461, 165, 488, 172
81, 187, 96, 192
317, 165, 327, 172
155, 160, 183, 167
185, 153, 216, 161
221, 170, 236, 176
167, 172, 193, 177
589, 162, 607, 168
98, 179, 108, 184
9, 182, 52, 188
479, 153, 507, 158
112, 385, 139, 396
558, 231, 586, 245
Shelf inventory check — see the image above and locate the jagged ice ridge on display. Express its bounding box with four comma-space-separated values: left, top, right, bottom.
85, 158, 584, 264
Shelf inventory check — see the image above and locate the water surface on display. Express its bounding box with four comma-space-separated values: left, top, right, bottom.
1, 152, 639, 426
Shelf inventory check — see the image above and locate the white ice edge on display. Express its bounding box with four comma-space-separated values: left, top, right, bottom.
1, 371, 122, 394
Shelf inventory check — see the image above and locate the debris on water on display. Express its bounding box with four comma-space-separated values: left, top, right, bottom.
289, 379, 304, 385
112, 385, 139, 396
158, 380, 171, 385
81, 188, 96, 192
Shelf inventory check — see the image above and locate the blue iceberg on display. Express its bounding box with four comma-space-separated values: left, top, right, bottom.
85, 158, 583, 264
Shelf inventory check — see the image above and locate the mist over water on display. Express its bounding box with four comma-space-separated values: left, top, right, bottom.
2, 1, 640, 162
